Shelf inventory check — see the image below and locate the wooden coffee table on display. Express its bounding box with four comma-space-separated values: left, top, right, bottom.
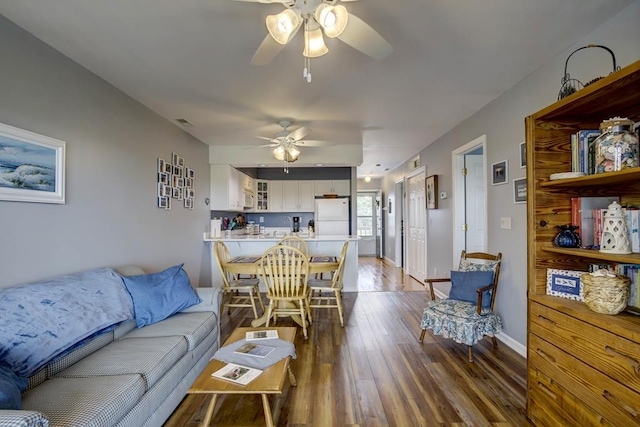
188, 327, 297, 427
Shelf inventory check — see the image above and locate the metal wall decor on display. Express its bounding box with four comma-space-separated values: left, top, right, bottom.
557, 44, 620, 101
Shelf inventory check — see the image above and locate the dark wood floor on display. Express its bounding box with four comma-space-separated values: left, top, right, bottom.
164, 257, 530, 426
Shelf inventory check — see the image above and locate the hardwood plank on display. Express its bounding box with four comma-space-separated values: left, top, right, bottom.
164, 257, 529, 427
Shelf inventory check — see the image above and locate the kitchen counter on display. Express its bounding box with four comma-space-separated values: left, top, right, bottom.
204, 233, 359, 291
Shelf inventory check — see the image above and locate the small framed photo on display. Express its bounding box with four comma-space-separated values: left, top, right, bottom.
175, 166, 184, 178
172, 152, 180, 166
491, 160, 508, 185
158, 197, 168, 209
165, 196, 172, 210
426, 175, 438, 209
158, 173, 169, 185
188, 188, 195, 198
513, 177, 527, 204
185, 178, 193, 188
519, 141, 526, 168
163, 162, 172, 174
546, 268, 585, 301
184, 197, 193, 209
157, 158, 166, 173
188, 168, 195, 179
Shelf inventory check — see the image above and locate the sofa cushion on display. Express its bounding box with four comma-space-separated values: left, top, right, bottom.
0, 268, 134, 377
121, 312, 217, 351
55, 336, 187, 391
45, 328, 115, 378
0, 364, 28, 410
0, 410, 49, 427
121, 264, 202, 328
22, 374, 145, 427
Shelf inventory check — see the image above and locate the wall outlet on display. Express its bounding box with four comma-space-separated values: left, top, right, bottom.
259, 216, 264, 223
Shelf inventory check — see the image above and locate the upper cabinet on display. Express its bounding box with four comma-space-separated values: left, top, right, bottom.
256, 180, 269, 211
282, 181, 315, 212
269, 180, 284, 212
210, 165, 248, 211
314, 180, 350, 196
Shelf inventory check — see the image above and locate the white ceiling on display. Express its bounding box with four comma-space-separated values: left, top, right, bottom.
0, 0, 633, 177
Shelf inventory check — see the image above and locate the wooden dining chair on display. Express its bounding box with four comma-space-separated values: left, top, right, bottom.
277, 235, 309, 257
260, 245, 311, 339
307, 241, 348, 326
213, 241, 264, 319
419, 250, 502, 362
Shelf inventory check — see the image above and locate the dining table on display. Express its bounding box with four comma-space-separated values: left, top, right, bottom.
225, 254, 339, 328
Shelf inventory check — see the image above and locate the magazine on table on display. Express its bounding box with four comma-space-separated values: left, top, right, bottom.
211, 363, 262, 386
233, 342, 276, 357
245, 330, 279, 341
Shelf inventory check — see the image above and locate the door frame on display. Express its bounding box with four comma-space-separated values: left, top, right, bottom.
356, 190, 379, 256
403, 165, 427, 276
451, 135, 488, 264
394, 178, 404, 268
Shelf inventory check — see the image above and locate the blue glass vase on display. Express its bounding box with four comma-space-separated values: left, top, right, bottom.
553, 225, 581, 248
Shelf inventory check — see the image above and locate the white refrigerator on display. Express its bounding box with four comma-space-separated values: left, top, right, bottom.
315, 198, 350, 236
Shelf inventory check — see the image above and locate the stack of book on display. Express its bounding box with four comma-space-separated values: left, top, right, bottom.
570, 129, 600, 174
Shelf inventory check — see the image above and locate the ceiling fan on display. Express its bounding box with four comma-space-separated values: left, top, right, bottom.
235, 0, 393, 79
257, 119, 329, 165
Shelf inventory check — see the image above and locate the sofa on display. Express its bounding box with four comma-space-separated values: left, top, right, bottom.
0, 264, 222, 427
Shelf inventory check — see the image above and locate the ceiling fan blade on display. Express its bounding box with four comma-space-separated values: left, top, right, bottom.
287, 126, 310, 141
294, 140, 334, 147
251, 34, 287, 65
233, 0, 290, 3
337, 13, 392, 60
255, 135, 275, 141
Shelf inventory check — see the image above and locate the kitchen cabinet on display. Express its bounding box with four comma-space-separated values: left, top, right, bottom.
210, 165, 248, 211
269, 180, 284, 212
314, 180, 350, 196
282, 181, 315, 212
526, 60, 640, 426
256, 180, 269, 211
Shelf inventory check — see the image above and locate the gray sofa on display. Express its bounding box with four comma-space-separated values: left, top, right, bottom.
0, 265, 222, 427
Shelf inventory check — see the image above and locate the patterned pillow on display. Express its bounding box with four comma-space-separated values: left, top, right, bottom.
459, 259, 499, 273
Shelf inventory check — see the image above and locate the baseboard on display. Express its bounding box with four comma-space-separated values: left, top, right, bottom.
431, 288, 527, 359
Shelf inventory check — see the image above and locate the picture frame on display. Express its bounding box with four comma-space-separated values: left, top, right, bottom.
157, 158, 166, 173
491, 160, 508, 185
426, 175, 438, 209
0, 122, 66, 204
546, 268, 585, 301
519, 141, 526, 168
513, 177, 527, 204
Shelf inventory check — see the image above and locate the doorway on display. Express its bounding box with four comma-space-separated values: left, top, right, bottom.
394, 179, 404, 267
356, 191, 379, 256
404, 166, 427, 281
452, 135, 488, 262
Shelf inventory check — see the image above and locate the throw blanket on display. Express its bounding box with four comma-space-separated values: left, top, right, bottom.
0, 268, 134, 377
212, 338, 296, 370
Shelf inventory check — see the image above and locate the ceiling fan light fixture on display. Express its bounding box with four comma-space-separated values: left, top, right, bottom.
303, 27, 328, 58
273, 145, 286, 161
288, 145, 300, 159
266, 9, 299, 45
315, 4, 348, 38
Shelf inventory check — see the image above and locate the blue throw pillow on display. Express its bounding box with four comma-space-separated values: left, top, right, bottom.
449, 270, 495, 309
0, 364, 28, 410
121, 264, 202, 328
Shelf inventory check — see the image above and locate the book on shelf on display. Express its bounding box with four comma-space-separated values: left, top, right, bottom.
211, 363, 262, 386
245, 330, 279, 341
571, 196, 620, 247
570, 129, 600, 174
615, 264, 640, 309
233, 342, 276, 358
626, 208, 640, 253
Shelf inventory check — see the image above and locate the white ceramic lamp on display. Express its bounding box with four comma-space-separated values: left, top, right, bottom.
600, 201, 632, 254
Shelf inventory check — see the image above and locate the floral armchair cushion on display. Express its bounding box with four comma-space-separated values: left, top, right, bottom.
420, 299, 503, 346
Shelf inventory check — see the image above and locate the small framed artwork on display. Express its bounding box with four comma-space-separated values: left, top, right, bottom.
546, 268, 585, 301
184, 198, 193, 209
491, 160, 508, 185
172, 152, 180, 166
163, 162, 172, 174
158, 197, 168, 209
513, 177, 527, 204
158, 173, 169, 185
426, 175, 438, 209
0, 122, 66, 204
165, 196, 172, 210
157, 158, 166, 173
188, 168, 195, 179
519, 141, 526, 168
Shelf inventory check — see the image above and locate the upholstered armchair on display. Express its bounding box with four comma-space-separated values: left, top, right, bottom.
419, 251, 502, 362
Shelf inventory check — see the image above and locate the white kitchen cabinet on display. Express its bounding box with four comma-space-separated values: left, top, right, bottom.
314, 180, 350, 196
282, 181, 315, 212
269, 180, 284, 212
210, 165, 246, 211
256, 180, 269, 211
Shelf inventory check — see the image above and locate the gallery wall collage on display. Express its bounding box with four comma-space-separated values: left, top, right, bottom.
157, 152, 195, 210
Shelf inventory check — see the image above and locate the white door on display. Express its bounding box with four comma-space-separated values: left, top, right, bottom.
357, 192, 376, 256
406, 169, 426, 281
465, 154, 486, 252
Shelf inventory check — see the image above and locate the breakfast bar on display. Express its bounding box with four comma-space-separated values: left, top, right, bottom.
203, 233, 359, 291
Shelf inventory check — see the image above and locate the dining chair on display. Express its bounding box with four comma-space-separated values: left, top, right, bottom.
418, 250, 502, 362
277, 235, 309, 257
213, 241, 264, 319
260, 245, 311, 339
307, 241, 348, 326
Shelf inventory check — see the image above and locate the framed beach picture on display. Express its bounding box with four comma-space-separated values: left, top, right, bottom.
513, 177, 527, 204
0, 122, 66, 204
491, 160, 508, 185
546, 268, 585, 301
426, 175, 438, 209
519, 141, 526, 168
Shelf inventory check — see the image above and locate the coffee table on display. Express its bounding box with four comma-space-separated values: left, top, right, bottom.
187, 327, 297, 427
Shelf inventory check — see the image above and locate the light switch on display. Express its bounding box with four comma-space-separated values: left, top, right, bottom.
500, 217, 512, 230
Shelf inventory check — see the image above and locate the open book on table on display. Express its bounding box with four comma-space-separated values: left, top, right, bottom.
211, 363, 262, 386
245, 330, 279, 341
234, 342, 275, 357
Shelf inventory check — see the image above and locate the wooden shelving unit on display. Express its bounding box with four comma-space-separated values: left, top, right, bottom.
526, 60, 640, 426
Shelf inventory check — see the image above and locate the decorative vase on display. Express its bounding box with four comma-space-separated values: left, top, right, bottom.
593, 117, 639, 174
600, 201, 632, 254
553, 225, 581, 248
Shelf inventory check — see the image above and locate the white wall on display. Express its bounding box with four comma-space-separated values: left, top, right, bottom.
0, 16, 213, 288
383, 1, 640, 347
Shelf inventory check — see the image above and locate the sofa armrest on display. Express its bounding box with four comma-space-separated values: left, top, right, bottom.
180, 287, 223, 314
0, 410, 49, 427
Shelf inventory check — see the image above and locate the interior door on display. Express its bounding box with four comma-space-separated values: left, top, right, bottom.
357, 192, 376, 256
406, 170, 426, 280
465, 153, 486, 252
